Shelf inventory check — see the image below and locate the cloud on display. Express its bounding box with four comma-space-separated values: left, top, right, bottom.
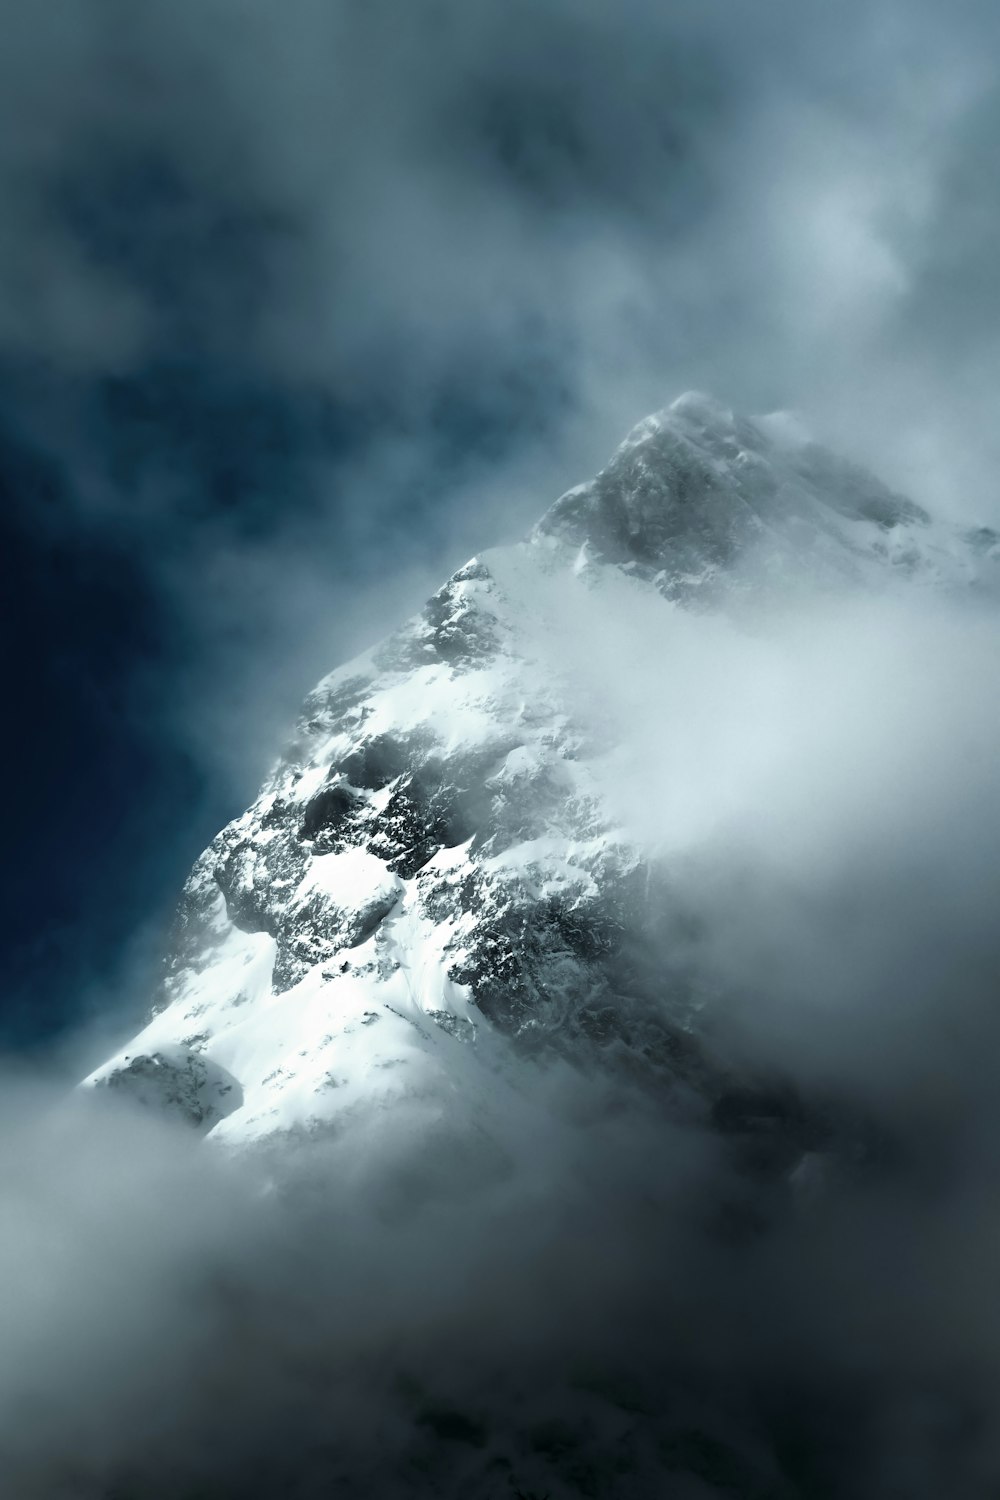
10, 527, 1000, 1497
3, 0, 999, 796
6, 857, 1000, 1500
1, 0, 995, 735
0, 1, 993, 431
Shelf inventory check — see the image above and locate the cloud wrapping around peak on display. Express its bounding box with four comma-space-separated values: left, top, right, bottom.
5, 11, 1000, 1488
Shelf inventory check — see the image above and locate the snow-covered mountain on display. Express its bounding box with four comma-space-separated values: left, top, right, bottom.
85, 392, 1000, 1145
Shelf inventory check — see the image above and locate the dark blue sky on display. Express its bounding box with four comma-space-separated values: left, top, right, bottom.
4, 0, 1000, 1057
0, 346, 567, 1053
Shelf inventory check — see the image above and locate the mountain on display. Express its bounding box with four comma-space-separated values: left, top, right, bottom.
84, 392, 999, 1145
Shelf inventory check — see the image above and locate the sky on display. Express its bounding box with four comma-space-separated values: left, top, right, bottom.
4, 0, 1000, 1055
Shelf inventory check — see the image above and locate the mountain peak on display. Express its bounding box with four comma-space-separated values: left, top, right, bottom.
84, 396, 997, 1142
667, 387, 735, 423
533, 391, 964, 599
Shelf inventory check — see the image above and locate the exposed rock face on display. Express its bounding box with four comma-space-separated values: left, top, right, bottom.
538, 391, 980, 602
84, 394, 999, 1145
97, 1048, 243, 1132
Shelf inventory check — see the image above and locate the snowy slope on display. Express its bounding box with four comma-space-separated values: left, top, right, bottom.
84, 393, 1000, 1143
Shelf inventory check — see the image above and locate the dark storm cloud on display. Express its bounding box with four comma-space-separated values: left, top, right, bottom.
1, 0, 996, 427
4, 0, 1000, 754
0, 0, 995, 697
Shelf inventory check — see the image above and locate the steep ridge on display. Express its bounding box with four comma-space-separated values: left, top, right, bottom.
85, 393, 999, 1144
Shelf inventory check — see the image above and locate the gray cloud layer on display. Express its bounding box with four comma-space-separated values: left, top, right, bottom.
3, 0, 997, 797
2, 2, 998, 461
4, 0, 1000, 806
